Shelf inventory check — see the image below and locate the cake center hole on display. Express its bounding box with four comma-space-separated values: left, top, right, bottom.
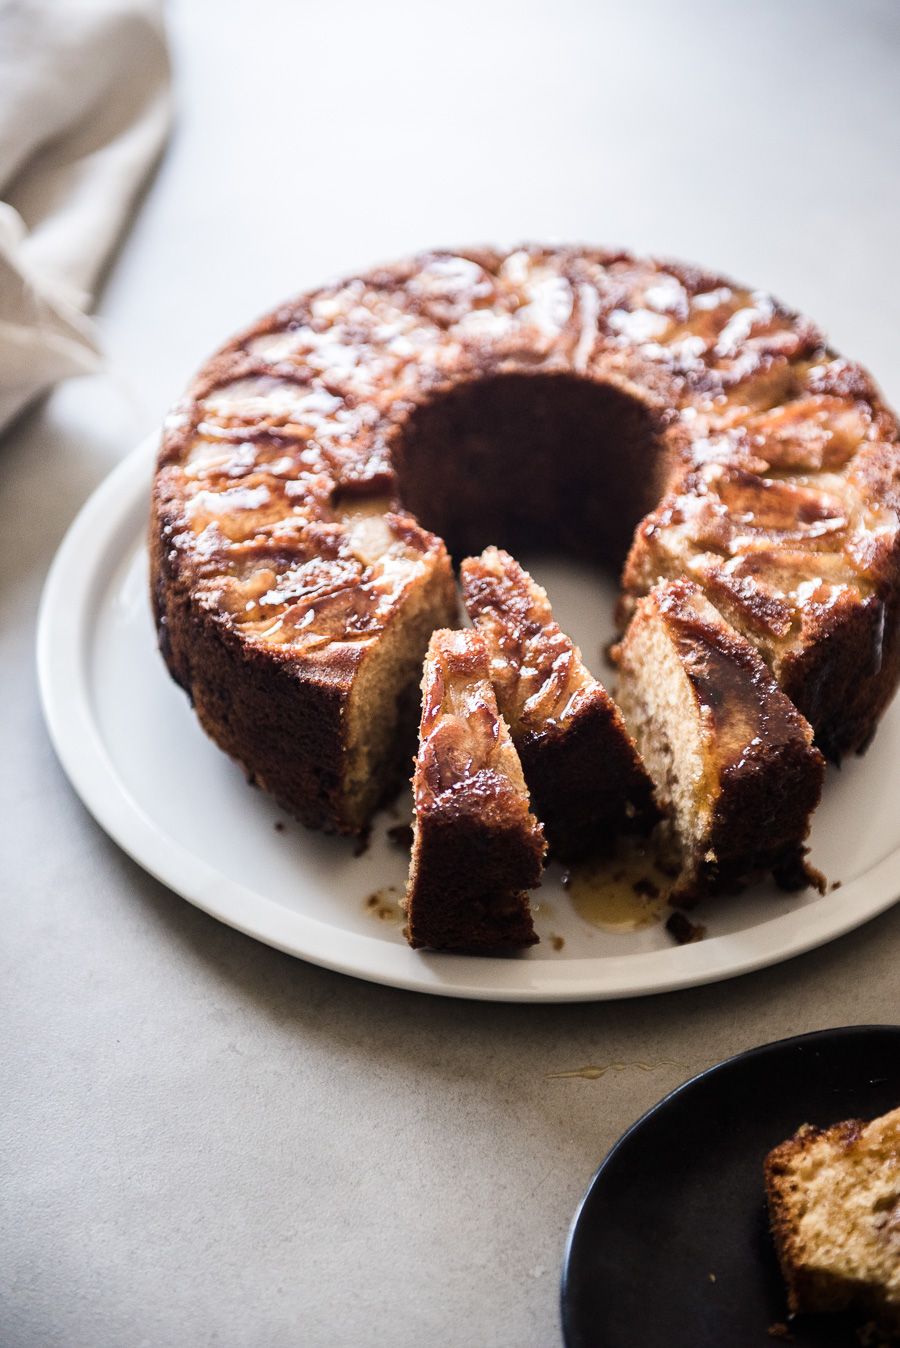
392, 372, 669, 570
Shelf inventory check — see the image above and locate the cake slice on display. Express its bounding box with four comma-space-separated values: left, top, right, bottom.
614, 579, 825, 903
404, 628, 546, 951
765, 1106, 900, 1330
460, 547, 654, 859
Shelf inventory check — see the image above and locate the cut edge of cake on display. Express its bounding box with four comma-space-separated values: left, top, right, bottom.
614, 578, 825, 904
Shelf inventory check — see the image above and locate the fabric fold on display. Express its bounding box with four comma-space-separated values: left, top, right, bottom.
0, 0, 171, 432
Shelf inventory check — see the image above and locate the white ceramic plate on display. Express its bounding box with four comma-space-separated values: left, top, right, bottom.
37, 437, 900, 1002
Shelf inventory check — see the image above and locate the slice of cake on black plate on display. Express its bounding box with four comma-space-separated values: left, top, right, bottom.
765, 1105, 900, 1335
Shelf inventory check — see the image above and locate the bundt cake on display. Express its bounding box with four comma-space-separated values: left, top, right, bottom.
765, 1106, 900, 1330
614, 580, 825, 903
460, 546, 654, 858
404, 628, 545, 951
151, 245, 900, 855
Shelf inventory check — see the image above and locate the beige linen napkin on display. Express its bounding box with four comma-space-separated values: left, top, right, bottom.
0, 0, 170, 432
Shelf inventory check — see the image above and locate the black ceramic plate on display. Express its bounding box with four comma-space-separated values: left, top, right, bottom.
561, 1025, 900, 1348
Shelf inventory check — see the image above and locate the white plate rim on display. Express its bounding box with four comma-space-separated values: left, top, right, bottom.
36, 436, 900, 1002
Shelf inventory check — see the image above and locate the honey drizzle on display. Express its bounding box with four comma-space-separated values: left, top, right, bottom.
547, 1060, 687, 1081
565, 841, 672, 933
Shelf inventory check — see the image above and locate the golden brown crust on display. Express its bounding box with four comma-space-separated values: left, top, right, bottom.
460, 547, 654, 857
404, 629, 545, 951
151, 244, 900, 835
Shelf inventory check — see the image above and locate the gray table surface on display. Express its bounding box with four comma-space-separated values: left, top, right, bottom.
3, 2, 900, 1344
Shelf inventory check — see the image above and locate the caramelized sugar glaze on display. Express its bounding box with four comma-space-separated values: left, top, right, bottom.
152, 246, 900, 833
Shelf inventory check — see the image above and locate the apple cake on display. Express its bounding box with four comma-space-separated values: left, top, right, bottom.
150, 246, 899, 897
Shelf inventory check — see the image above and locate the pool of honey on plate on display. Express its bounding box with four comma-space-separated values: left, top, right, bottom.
563, 841, 672, 933
360, 844, 674, 939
